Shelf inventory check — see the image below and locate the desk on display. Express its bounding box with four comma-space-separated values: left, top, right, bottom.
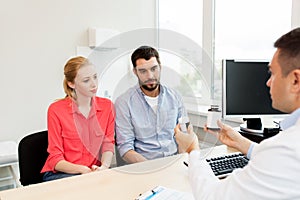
0, 145, 236, 200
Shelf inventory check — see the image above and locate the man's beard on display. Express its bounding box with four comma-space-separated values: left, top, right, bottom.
139, 79, 160, 92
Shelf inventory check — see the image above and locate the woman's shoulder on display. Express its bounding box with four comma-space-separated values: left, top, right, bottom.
48, 98, 72, 110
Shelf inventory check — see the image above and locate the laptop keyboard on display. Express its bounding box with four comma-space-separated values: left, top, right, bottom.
206, 152, 249, 178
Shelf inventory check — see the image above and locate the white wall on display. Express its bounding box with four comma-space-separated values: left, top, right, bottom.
0, 0, 156, 142
292, 0, 300, 28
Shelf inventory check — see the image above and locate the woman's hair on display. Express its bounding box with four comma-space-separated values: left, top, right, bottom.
63, 56, 91, 99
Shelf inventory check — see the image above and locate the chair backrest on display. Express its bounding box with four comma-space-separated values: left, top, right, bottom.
18, 130, 48, 186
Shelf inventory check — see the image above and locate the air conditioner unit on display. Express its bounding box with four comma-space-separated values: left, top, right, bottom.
88, 27, 120, 49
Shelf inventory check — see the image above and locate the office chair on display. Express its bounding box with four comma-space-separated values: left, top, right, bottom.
18, 130, 48, 186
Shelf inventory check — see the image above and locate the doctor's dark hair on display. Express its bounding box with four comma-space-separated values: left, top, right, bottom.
131, 46, 161, 68
63, 56, 91, 99
274, 27, 300, 77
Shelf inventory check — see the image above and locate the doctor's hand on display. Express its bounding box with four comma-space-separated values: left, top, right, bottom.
174, 124, 199, 153
204, 120, 251, 155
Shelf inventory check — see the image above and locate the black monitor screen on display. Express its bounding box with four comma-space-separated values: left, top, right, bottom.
222, 59, 284, 118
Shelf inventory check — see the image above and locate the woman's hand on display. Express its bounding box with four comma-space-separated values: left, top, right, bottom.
92, 164, 109, 171
79, 165, 93, 174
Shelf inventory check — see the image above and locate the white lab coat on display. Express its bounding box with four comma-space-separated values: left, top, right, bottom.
189, 119, 300, 200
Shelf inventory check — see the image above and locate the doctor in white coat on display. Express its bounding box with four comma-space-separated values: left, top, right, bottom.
174, 27, 300, 200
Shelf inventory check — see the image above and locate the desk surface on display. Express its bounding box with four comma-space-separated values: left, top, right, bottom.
0, 145, 236, 200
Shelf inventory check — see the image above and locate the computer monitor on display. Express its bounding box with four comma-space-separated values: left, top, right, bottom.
222, 59, 286, 133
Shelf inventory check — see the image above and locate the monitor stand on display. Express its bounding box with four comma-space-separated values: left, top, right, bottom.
240, 118, 263, 135
239, 118, 280, 143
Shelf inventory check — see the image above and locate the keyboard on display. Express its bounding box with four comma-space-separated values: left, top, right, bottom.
206, 152, 249, 178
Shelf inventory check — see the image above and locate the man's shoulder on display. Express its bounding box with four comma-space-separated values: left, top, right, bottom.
161, 84, 182, 98
115, 85, 139, 104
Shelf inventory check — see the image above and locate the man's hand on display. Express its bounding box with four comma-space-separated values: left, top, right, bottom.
174, 124, 199, 153
122, 150, 148, 164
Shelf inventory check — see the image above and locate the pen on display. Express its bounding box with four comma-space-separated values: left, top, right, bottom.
135, 186, 164, 200
183, 161, 189, 167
